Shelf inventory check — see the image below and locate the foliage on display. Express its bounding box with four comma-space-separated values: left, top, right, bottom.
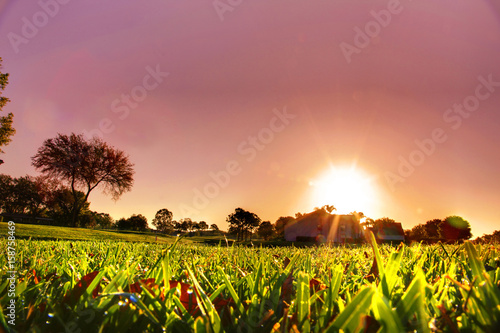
31, 133, 134, 226
198, 221, 208, 231
0, 174, 52, 217
152, 208, 174, 233
47, 188, 90, 226
1, 235, 500, 332
0, 58, 15, 155
441, 216, 472, 242
116, 214, 148, 231
274, 216, 294, 238
257, 221, 275, 240
407, 216, 472, 243
474, 230, 500, 244
226, 207, 261, 241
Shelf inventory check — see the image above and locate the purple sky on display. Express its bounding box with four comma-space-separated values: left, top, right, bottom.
1, 0, 500, 236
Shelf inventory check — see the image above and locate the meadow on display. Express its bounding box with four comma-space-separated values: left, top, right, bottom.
1, 225, 500, 332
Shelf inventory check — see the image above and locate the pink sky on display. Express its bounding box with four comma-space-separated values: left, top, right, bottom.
1, 0, 500, 237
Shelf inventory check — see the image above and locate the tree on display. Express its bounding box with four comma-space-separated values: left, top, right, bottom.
91, 212, 114, 229
31, 133, 134, 226
257, 221, 275, 240
226, 207, 261, 241
350, 211, 365, 220
198, 221, 208, 231
152, 208, 174, 233
0, 58, 15, 156
274, 216, 294, 238
47, 188, 90, 226
407, 224, 427, 242
360, 218, 375, 229
0, 174, 48, 217
441, 216, 472, 242
179, 218, 193, 232
424, 219, 442, 241
210, 224, 219, 231
314, 205, 336, 213
117, 214, 148, 231
191, 221, 201, 231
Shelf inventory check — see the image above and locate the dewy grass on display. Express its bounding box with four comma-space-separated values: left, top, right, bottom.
1, 234, 500, 332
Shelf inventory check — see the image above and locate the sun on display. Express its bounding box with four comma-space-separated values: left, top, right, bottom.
309, 165, 377, 215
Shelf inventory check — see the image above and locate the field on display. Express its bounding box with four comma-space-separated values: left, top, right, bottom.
0, 222, 178, 244
1, 224, 500, 332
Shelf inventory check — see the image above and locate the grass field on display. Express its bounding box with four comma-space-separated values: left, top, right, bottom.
1, 223, 500, 332
0, 222, 180, 244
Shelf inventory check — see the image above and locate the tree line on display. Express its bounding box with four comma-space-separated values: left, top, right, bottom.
404, 216, 472, 243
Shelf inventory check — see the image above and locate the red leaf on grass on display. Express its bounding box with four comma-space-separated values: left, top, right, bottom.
169, 280, 198, 315
62, 271, 101, 306
309, 278, 327, 292
32, 269, 39, 284
126, 278, 158, 294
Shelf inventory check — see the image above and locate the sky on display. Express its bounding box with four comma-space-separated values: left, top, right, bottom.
1, 0, 499, 237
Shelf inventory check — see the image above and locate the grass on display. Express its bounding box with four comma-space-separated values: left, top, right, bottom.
1, 224, 500, 332
0, 222, 178, 244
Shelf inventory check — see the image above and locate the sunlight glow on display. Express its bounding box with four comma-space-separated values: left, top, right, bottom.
309, 165, 377, 215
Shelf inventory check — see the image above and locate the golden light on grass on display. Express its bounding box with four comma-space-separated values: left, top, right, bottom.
309, 165, 377, 215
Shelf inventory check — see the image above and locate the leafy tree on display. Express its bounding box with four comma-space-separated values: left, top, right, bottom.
407, 224, 427, 242
350, 211, 365, 220
0, 58, 15, 156
117, 214, 148, 231
360, 218, 375, 229
294, 212, 304, 219
0, 174, 14, 213
274, 216, 294, 238
226, 207, 261, 241
257, 221, 275, 240
210, 223, 219, 231
179, 218, 193, 232
173, 221, 182, 232
47, 188, 90, 226
152, 208, 174, 233
91, 212, 114, 229
424, 219, 443, 241
198, 221, 208, 231
128, 214, 148, 231
31, 133, 134, 226
374, 217, 396, 226
191, 221, 201, 231
314, 205, 336, 213
0, 174, 47, 217
441, 216, 472, 242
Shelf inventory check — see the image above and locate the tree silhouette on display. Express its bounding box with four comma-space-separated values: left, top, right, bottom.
274, 216, 295, 238
31, 133, 134, 226
117, 214, 148, 231
152, 208, 174, 233
198, 221, 208, 231
210, 223, 219, 231
424, 219, 442, 241
441, 216, 472, 242
226, 207, 261, 241
0, 58, 15, 156
314, 205, 336, 213
257, 221, 275, 240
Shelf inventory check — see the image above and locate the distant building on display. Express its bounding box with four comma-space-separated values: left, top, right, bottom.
284, 210, 361, 243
